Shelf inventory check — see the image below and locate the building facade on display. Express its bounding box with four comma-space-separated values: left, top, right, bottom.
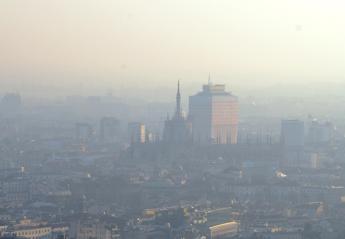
189, 81, 238, 144
128, 122, 146, 144
281, 120, 305, 148
280, 119, 305, 167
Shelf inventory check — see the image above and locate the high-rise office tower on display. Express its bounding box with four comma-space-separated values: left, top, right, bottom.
128, 122, 146, 144
163, 81, 192, 144
189, 79, 238, 144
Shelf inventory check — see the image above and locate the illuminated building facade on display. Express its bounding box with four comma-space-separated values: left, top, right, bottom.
128, 122, 146, 144
189, 80, 238, 144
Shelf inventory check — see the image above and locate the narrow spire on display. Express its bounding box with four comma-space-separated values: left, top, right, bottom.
208, 73, 212, 85
175, 80, 182, 119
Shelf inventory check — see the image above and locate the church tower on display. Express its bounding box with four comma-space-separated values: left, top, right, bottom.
162, 81, 192, 144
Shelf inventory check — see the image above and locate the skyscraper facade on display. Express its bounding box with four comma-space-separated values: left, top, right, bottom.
189, 81, 238, 144
128, 122, 146, 144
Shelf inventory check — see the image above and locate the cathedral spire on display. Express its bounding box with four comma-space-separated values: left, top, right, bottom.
175, 80, 182, 119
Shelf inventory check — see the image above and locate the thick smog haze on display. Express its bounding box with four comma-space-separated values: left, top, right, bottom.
0, 0, 345, 98
3, 1, 345, 238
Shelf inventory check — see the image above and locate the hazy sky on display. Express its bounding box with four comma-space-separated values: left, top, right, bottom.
0, 0, 345, 97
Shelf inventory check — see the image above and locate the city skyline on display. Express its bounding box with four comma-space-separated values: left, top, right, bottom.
1, 1, 345, 239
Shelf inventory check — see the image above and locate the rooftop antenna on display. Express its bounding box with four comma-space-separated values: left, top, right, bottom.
208, 73, 212, 85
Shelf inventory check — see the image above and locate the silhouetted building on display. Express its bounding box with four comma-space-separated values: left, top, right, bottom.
146, 129, 159, 143
163, 81, 192, 144
281, 120, 304, 148
307, 120, 334, 145
128, 122, 146, 144
100, 117, 120, 142
281, 119, 305, 167
189, 79, 238, 144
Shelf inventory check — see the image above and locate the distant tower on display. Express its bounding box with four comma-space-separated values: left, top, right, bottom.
162, 81, 192, 144
189, 78, 239, 144
128, 122, 146, 144
280, 119, 305, 167
175, 80, 182, 119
